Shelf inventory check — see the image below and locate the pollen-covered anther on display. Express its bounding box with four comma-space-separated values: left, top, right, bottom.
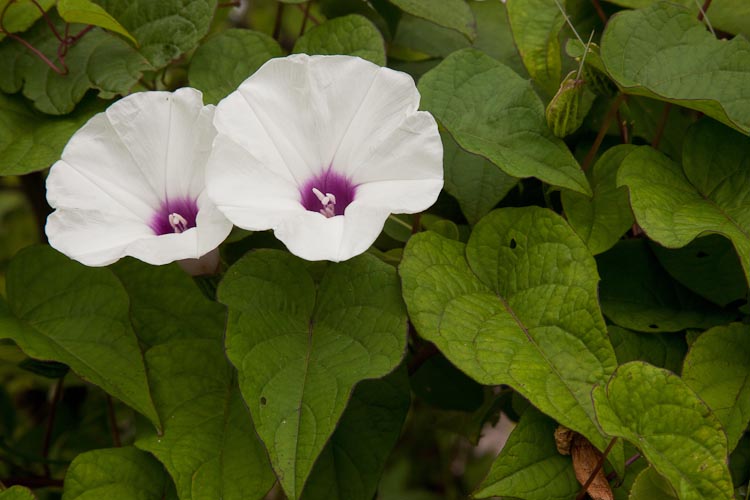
169, 213, 189, 233
312, 187, 337, 218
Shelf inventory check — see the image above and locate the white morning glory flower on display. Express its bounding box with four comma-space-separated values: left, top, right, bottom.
45, 88, 233, 273
206, 54, 444, 262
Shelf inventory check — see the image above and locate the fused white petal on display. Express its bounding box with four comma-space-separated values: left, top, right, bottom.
46, 88, 233, 268
207, 54, 444, 262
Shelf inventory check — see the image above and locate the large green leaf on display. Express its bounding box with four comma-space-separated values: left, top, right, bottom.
93, 0, 218, 68
597, 240, 734, 332
682, 323, 750, 452
651, 235, 748, 308
618, 122, 750, 286
441, 132, 517, 226
601, 2, 750, 135
506, 0, 564, 96
0, 246, 159, 428
0, 486, 36, 500
0, 15, 149, 115
471, 0, 526, 75
474, 407, 579, 499
593, 361, 734, 500
601, 0, 750, 37
608, 326, 687, 375
300, 367, 410, 500
400, 207, 618, 451
419, 49, 591, 195
0, 0, 55, 40
188, 29, 282, 105
0, 93, 102, 176
57, 0, 138, 46
293, 14, 385, 66
63, 447, 176, 500
629, 466, 678, 500
561, 145, 635, 255
218, 251, 408, 499
111, 260, 276, 500
388, 0, 476, 40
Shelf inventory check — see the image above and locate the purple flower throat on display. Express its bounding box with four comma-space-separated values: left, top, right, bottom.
149, 197, 198, 235
300, 169, 356, 218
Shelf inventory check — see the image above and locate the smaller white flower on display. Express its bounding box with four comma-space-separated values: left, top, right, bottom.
45, 88, 232, 272
206, 54, 444, 262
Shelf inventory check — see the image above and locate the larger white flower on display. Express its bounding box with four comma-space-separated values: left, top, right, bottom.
206, 54, 443, 262
46, 88, 232, 271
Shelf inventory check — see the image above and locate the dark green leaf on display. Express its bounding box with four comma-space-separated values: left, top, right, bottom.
618, 122, 750, 286
0, 246, 160, 428
601, 2, 750, 134
419, 49, 591, 195
300, 367, 410, 500
593, 361, 733, 500
0, 0, 55, 40
293, 14, 385, 66
0, 93, 102, 175
601, 0, 750, 37
442, 132, 517, 226
597, 239, 735, 332
506, 0, 564, 96
608, 325, 687, 375
388, 0, 476, 40
682, 323, 750, 452
93, 0, 218, 68
57, 0, 138, 45
218, 250, 407, 499
561, 144, 634, 255
62, 446, 176, 500
400, 207, 618, 451
629, 466, 678, 500
112, 260, 276, 500
652, 235, 748, 308
474, 407, 579, 499
410, 353, 483, 412
0, 486, 36, 500
0, 15, 149, 115
188, 29, 282, 105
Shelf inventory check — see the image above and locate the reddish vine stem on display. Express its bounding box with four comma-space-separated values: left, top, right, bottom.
272, 2, 284, 41
582, 93, 627, 171
41, 377, 65, 478
29, 0, 64, 42
697, 0, 712, 21
615, 110, 629, 143
591, 0, 608, 23
411, 213, 422, 234
651, 102, 672, 150
298, 1, 312, 37
2, 477, 63, 489
606, 452, 642, 481
106, 395, 122, 447
575, 437, 618, 500
295, 3, 321, 26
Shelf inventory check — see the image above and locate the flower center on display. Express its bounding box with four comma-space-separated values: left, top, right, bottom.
300, 169, 356, 218
150, 198, 198, 235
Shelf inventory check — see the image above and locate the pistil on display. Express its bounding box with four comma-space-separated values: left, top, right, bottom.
312, 187, 337, 218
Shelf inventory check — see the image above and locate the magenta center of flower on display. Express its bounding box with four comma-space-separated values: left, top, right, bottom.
149, 197, 198, 235
300, 169, 356, 218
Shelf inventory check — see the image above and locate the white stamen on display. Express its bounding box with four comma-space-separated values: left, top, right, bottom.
312, 188, 338, 218
169, 213, 189, 233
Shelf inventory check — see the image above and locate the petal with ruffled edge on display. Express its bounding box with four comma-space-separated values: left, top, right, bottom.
46, 88, 233, 267
207, 54, 443, 262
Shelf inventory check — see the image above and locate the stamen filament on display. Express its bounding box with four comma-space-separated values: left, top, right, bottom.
169, 213, 189, 233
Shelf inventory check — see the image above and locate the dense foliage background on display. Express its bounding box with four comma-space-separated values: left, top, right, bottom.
0, 0, 749, 499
